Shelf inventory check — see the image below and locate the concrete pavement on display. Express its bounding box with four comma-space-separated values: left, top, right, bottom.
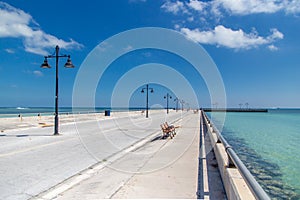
1, 110, 226, 200
0, 110, 184, 200
45, 111, 226, 199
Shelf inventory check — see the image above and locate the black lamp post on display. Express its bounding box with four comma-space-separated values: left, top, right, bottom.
41, 45, 75, 135
174, 97, 179, 112
245, 102, 249, 109
180, 100, 185, 111
141, 84, 154, 118
164, 93, 172, 114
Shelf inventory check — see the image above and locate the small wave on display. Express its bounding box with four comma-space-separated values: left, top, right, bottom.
16, 107, 29, 110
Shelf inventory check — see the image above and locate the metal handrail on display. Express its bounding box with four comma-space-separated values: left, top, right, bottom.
202, 111, 270, 200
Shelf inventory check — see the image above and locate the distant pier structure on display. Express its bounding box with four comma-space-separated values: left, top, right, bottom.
203, 108, 268, 112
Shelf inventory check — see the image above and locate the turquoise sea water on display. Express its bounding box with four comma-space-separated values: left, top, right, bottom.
0, 107, 145, 118
207, 109, 300, 199
0, 107, 103, 118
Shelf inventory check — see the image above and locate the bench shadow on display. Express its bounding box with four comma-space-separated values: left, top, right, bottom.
150, 135, 163, 142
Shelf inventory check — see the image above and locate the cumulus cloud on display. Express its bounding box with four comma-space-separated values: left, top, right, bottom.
0, 2, 83, 55
187, 0, 207, 12
268, 44, 279, 51
180, 26, 284, 50
268, 28, 284, 40
215, 0, 300, 15
284, 0, 300, 14
161, 1, 188, 14
160, 1, 289, 50
161, 0, 300, 16
212, 0, 282, 15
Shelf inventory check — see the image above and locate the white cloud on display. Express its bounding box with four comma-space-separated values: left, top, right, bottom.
23, 30, 82, 55
5, 48, 15, 54
268, 28, 284, 40
212, 0, 282, 15
268, 44, 279, 51
174, 24, 181, 30
161, 0, 300, 17
206, 0, 300, 15
180, 25, 284, 50
284, 0, 300, 14
161, 1, 188, 14
33, 70, 44, 77
187, 0, 207, 12
160, 1, 288, 50
0, 2, 83, 55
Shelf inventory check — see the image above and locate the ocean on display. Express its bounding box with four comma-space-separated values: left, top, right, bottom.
207, 109, 300, 199
0, 107, 143, 118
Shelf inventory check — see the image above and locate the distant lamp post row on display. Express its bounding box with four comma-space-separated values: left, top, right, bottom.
239, 102, 249, 109
164, 93, 172, 114
141, 84, 154, 118
180, 100, 185, 111
140, 85, 185, 116
213, 102, 218, 109
40, 45, 75, 135
174, 97, 179, 112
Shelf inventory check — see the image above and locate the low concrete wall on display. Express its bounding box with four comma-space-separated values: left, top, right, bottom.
202, 113, 256, 200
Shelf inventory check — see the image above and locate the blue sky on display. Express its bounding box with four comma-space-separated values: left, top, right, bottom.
0, 0, 300, 108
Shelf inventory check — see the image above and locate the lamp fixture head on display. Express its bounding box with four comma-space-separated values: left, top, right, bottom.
64, 56, 75, 68
40, 57, 51, 68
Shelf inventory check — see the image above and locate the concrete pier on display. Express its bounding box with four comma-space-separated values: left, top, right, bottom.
0, 110, 269, 199
30, 111, 226, 200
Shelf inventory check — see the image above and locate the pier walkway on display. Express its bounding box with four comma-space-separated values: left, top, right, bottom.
1, 109, 270, 199
33, 111, 225, 199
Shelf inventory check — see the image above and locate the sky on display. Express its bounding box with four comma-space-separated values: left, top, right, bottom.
0, 0, 300, 108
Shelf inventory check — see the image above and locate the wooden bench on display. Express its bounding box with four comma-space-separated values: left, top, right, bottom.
160, 122, 176, 139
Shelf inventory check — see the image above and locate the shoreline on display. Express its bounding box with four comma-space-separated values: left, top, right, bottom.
0, 107, 170, 119
0, 109, 166, 133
